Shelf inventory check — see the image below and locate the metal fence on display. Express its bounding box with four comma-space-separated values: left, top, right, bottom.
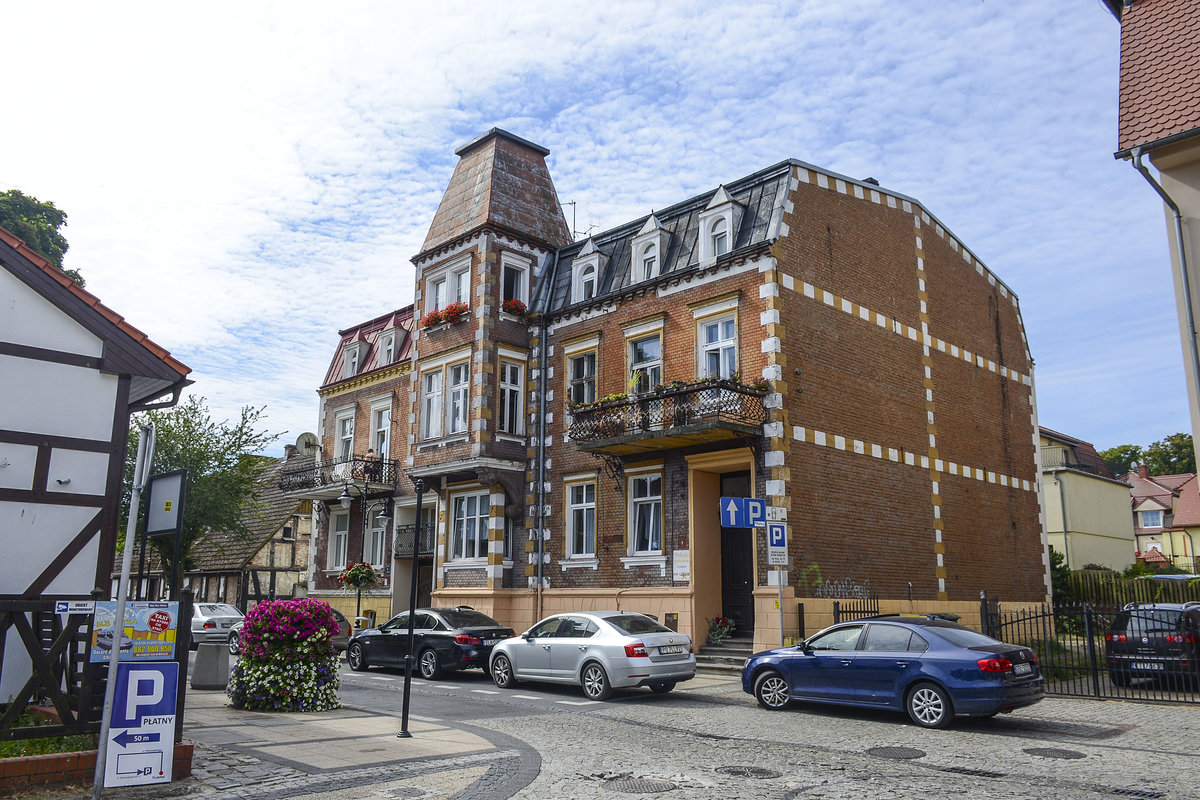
831, 597, 881, 623
567, 379, 767, 442
984, 602, 1199, 704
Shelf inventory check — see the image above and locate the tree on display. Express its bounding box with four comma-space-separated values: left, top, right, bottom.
0, 188, 85, 287
1142, 433, 1195, 476
124, 396, 280, 590
1099, 443, 1143, 477
1048, 545, 1073, 603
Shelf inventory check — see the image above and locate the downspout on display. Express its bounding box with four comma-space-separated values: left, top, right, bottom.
1055, 473, 1070, 569
1131, 148, 1200, 421
536, 312, 548, 621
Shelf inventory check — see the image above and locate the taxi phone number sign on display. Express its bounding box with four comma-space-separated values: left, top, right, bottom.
90, 602, 178, 663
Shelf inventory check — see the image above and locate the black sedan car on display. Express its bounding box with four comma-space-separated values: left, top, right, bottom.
742, 614, 1044, 728
347, 607, 513, 679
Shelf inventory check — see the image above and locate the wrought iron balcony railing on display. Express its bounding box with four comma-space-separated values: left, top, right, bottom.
279, 453, 400, 493
393, 524, 436, 558
567, 379, 768, 444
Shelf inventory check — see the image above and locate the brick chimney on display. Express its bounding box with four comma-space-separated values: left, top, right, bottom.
284, 443, 297, 461
1137, 463, 1149, 479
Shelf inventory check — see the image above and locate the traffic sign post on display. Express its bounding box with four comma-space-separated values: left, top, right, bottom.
104, 661, 178, 788
719, 497, 767, 528
767, 522, 789, 646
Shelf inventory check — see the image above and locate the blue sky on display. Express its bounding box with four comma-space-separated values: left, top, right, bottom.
2, 0, 1184, 456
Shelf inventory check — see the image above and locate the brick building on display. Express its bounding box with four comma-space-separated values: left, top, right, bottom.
290, 129, 1050, 648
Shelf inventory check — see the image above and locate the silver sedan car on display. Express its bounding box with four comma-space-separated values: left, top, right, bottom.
489, 611, 696, 700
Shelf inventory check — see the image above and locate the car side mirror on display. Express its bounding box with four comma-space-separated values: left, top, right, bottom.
521, 632, 531, 640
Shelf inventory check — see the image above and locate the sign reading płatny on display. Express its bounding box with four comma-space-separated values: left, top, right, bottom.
104, 661, 177, 787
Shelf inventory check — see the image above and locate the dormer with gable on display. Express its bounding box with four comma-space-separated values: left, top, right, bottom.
342, 336, 368, 379
571, 238, 608, 304
629, 214, 670, 284
696, 186, 743, 264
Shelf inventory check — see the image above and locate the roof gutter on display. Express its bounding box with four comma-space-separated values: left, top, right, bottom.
1130, 148, 1200, 427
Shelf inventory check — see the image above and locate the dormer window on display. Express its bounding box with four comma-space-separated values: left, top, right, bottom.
342, 342, 366, 379
378, 330, 396, 368
572, 238, 607, 304
696, 187, 743, 264
630, 213, 670, 284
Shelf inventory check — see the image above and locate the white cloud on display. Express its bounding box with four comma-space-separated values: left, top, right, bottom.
0, 0, 1181, 453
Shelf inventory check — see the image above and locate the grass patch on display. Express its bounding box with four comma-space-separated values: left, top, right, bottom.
0, 711, 98, 758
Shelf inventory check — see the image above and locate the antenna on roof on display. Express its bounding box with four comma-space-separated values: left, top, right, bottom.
561, 201, 598, 242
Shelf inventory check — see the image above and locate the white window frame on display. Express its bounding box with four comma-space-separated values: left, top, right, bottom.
448, 362, 470, 435
699, 314, 738, 380
424, 255, 472, 313
628, 472, 663, 555
571, 239, 606, 304
330, 511, 350, 569
336, 412, 355, 460
638, 243, 658, 281
567, 351, 596, 406
567, 481, 596, 558
498, 360, 524, 435
1141, 509, 1163, 528
378, 330, 396, 368
696, 187, 742, 264
709, 217, 729, 257
367, 510, 388, 568
500, 253, 530, 305
342, 342, 365, 379
370, 400, 392, 458
450, 490, 490, 561
421, 371, 443, 440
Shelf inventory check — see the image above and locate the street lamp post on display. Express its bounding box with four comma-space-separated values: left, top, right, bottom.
398, 478, 424, 739
338, 482, 391, 623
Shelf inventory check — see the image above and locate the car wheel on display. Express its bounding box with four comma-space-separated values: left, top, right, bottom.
754, 670, 791, 710
906, 682, 953, 729
418, 648, 443, 680
580, 661, 613, 701
347, 642, 369, 672
227, 631, 240, 656
491, 654, 517, 689
649, 681, 676, 694
1108, 668, 1131, 687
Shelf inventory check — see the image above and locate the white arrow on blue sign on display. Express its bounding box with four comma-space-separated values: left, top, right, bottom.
719, 497, 767, 528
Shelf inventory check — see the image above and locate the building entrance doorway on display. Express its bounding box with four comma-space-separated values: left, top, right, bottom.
720, 471, 754, 635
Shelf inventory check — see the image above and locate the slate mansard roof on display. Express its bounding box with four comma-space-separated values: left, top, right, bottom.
540, 160, 791, 316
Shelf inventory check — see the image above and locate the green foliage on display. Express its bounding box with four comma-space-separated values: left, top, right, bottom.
123, 396, 280, 588
1048, 546, 1073, 603
0, 189, 84, 287
1143, 433, 1195, 476
706, 616, 735, 645
1098, 443, 1143, 477
0, 710, 97, 757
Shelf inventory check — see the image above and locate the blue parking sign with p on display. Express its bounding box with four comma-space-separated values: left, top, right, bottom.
768, 522, 787, 548
113, 662, 177, 726
720, 497, 767, 528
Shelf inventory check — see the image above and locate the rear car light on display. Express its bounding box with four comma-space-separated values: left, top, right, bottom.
1165, 634, 1195, 644
1028, 652, 1039, 665
624, 643, 648, 658
454, 634, 482, 645
203, 621, 216, 629
1106, 633, 1126, 642
977, 657, 1013, 672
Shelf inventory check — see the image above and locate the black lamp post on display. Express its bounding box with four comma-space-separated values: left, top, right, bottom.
338, 482, 391, 622
398, 477, 424, 739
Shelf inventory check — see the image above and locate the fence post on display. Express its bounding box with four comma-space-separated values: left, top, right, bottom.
1084, 604, 1102, 699
832, 600, 840, 624
797, 602, 805, 640
979, 590, 989, 637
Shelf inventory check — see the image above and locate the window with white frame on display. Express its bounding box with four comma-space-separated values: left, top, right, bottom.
576, 264, 596, 303
367, 510, 388, 568
499, 361, 524, 435
337, 415, 355, 459
371, 404, 391, 457
421, 371, 443, 440
501, 256, 528, 305
709, 217, 729, 256
331, 512, 349, 569
630, 334, 662, 394
639, 243, 658, 281
451, 491, 489, 560
629, 474, 662, 554
568, 482, 596, 557
568, 352, 596, 405
378, 331, 396, 367
342, 343, 364, 379
1141, 509, 1163, 528
426, 260, 471, 313
700, 315, 737, 379
571, 240, 605, 304
448, 363, 469, 434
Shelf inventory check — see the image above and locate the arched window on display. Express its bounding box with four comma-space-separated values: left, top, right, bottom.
640, 244, 657, 281
710, 217, 729, 257
579, 264, 596, 302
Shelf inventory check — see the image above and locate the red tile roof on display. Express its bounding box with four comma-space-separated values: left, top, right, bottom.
0, 225, 191, 379
1117, 0, 1200, 152
1169, 474, 1200, 526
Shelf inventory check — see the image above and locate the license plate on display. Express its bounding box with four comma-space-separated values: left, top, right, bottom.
1132, 662, 1164, 671
1012, 662, 1031, 676
483, 639, 500, 646
658, 645, 685, 655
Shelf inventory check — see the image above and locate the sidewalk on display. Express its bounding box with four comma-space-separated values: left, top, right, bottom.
175, 688, 540, 799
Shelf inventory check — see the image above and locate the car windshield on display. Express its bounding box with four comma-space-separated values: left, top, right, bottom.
1120, 610, 1180, 634
925, 624, 1001, 648
440, 609, 502, 628
604, 614, 671, 635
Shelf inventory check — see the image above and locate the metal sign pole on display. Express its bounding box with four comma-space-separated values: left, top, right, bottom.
398, 478, 424, 738
92, 423, 154, 799
778, 567, 784, 647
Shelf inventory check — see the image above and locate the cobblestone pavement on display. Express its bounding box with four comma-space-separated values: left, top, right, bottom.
469, 676, 1200, 800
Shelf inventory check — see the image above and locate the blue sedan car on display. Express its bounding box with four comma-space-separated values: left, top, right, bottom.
742, 615, 1044, 728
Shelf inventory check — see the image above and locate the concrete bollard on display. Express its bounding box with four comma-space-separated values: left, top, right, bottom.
191, 641, 230, 690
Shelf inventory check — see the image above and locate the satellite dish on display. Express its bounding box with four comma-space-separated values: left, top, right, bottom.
296, 432, 319, 454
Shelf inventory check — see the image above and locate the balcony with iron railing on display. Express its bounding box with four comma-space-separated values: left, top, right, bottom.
278, 452, 400, 500
393, 524, 436, 559
567, 378, 769, 457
